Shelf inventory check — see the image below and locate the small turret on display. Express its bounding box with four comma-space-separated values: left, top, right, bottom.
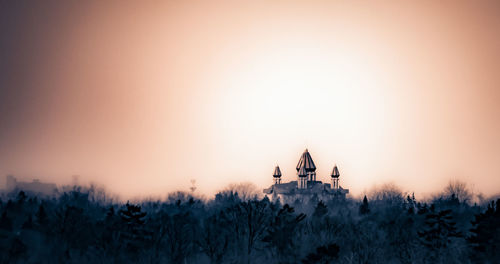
331, 165, 340, 190
298, 165, 308, 189
273, 165, 282, 184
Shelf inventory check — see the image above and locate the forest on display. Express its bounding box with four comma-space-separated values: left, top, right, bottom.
0, 182, 499, 264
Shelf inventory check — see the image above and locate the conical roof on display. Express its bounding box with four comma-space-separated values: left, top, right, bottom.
273, 165, 282, 178
296, 149, 316, 172
298, 165, 308, 177
331, 165, 340, 178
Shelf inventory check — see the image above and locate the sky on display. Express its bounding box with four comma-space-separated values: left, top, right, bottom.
1, 1, 500, 199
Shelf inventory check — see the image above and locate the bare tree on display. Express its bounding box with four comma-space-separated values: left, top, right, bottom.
444, 180, 471, 203
368, 182, 405, 207
220, 182, 261, 201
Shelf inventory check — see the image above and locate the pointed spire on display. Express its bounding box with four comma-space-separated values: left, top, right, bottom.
273, 165, 282, 178
331, 164, 340, 178
298, 165, 307, 177
296, 149, 316, 172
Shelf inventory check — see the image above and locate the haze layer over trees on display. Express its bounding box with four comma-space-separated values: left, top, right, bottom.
0, 182, 499, 264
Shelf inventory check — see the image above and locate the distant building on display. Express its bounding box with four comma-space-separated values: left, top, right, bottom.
5, 175, 57, 195
263, 149, 349, 201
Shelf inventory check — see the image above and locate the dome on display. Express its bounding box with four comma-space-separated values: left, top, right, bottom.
273, 165, 282, 178
298, 165, 308, 177
331, 165, 340, 178
296, 149, 316, 172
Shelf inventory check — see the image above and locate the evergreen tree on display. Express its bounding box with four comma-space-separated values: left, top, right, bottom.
119, 203, 148, 256
418, 207, 462, 261
406, 194, 416, 214
468, 199, 500, 263
359, 195, 370, 215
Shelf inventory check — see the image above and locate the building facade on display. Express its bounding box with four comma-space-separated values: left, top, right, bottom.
263, 149, 349, 201
5, 175, 57, 195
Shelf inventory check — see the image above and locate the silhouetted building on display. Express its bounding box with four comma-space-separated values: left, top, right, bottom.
263, 149, 349, 201
5, 175, 57, 195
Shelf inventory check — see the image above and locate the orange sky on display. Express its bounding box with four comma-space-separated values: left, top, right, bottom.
1, 1, 499, 199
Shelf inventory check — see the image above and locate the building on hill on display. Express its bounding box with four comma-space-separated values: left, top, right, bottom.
4, 175, 57, 196
263, 149, 349, 201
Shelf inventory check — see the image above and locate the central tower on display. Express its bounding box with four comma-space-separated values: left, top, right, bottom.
296, 149, 317, 182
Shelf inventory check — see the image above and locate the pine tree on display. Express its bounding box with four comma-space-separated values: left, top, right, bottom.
468, 199, 500, 263
406, 193, 416, 214
359, 195, 370, 215
418, 207, 462, 261
119, 203, 148, 256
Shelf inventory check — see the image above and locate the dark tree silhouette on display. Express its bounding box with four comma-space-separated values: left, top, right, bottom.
55, 205, 93, 252
35, 204, 48, 227
164, 211, 198, 264
239, 198, 272, 261
313, 201, 328, 218
444, 180, 472, 203
0, 183, 493, 263
16, 191, 27, 205
406, 193, 416, 214
0, 212, 13, 231
359, 195, 370, 215
302, 243, 340, 264
6, 238, 27, 263
418, 206, 462, 262
263, 204, 306, 262
468, 199, 500, 263
199, 211, 230, 264
96, 206, 122, 258
21, 215, 33, 230
119, 203, 148, 257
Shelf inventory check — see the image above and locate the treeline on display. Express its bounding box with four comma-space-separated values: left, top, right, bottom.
0, 185, 499, 263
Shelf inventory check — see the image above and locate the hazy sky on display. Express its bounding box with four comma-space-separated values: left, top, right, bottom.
1, 1, 499, 198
